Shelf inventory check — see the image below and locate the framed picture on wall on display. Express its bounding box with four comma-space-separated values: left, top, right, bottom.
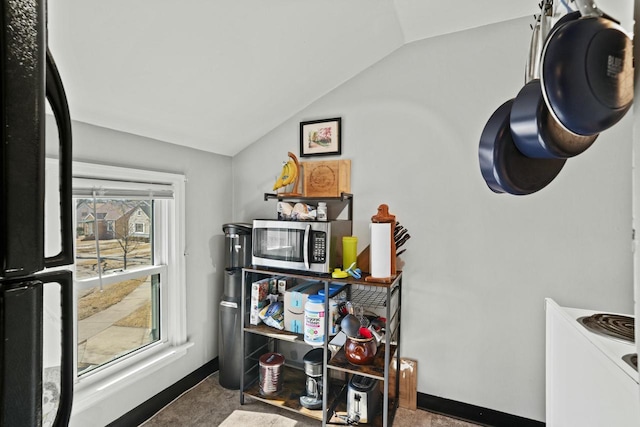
300, 117, 341, 157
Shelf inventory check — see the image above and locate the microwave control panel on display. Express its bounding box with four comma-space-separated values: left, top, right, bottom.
311, 231, 326, 263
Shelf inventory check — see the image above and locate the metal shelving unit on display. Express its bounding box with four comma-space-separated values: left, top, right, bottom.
239, 267, 402, 426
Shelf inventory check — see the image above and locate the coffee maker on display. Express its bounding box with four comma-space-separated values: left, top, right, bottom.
299, 348, 330, 409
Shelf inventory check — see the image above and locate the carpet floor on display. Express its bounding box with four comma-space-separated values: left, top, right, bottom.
140, 372, 481, 427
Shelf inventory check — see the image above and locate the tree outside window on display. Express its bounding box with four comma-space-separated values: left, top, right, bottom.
56, 159, 187, 413
74, 198, 155, 375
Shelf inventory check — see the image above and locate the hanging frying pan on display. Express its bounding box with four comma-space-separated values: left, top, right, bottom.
540, 0, 633, 136
510, 5, 598, 158
479, 99, 566, 195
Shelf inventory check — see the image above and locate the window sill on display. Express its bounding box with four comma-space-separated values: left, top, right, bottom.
72, 341, 193, 415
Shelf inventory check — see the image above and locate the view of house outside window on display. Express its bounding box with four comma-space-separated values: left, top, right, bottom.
75, 198, 159, 376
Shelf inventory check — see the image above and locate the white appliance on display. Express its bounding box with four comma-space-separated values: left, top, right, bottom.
545, 298, 639, 426
347, 375, 380, 424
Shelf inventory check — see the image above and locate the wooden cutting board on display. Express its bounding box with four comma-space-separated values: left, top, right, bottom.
389, 357, 417, 410
302, 160, 351, 197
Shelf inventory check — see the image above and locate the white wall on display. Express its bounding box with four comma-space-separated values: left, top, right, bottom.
46, 120, 233, 425
232, 18, 634, 422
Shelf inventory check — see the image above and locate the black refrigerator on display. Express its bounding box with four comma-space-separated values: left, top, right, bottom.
1, 1, 74, 426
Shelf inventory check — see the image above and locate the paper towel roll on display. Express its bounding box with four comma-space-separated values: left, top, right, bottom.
370, 223, 391, 278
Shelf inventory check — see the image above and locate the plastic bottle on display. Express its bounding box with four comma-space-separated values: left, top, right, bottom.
317, 202, 327, 221
304, 294, 325, 346
317, 288, 339, 336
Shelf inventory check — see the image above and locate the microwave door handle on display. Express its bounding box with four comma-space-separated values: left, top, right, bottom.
303, 225, 311, 270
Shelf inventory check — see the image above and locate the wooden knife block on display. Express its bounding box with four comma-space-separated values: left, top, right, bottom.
357, 245, 370, 275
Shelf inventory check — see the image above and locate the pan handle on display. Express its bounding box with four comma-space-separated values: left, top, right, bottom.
44, 49, 74, 268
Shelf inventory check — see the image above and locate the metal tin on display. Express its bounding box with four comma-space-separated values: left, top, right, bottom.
258, 352, 285, 395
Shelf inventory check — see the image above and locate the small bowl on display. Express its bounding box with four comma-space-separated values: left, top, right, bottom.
344, 335, 378, 365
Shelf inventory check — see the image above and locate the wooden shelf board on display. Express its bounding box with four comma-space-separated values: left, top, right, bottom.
328, 344, 397, 381
264, 192, 353, 202
244, 323, 304, 342
243, 267, 402, 289
242, 366, 344, 422
329, 399, 399, 427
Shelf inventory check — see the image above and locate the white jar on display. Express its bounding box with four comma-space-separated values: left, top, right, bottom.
317, 288, 339, 336
304, 294, 325, 346
317, 202, 327, 221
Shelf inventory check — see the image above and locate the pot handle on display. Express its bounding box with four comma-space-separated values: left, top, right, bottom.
573, 0, 603, 18
524, 16, 541, 83
525, 1, 553, 83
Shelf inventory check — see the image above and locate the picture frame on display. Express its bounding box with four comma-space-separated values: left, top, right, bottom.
300, 117, 342, 157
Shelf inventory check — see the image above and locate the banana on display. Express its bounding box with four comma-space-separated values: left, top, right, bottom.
273, 152, 299, 192
283, 161, 292, 185
282, 160, 297, 186
272, 161, 290, 191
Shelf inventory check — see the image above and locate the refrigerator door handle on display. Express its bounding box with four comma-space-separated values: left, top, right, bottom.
0, 270, 74, 427
44, 49, 74, 268
39, 270, 74, 427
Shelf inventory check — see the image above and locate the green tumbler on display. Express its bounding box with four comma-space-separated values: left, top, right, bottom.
342, 236, 358, 270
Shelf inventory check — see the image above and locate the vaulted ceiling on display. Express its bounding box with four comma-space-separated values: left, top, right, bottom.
46, 0, 633, 156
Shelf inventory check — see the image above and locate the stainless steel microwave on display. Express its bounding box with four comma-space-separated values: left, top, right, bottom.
252, 219, 352, 274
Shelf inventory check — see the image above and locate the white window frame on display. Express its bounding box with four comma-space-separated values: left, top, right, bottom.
68, 160, 191, 414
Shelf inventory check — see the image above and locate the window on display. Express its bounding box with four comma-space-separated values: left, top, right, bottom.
67, 161, 189, 408
73, 197, 156, 375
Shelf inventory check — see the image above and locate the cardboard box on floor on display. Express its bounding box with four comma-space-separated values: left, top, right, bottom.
389, 357, 418, 410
